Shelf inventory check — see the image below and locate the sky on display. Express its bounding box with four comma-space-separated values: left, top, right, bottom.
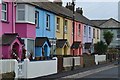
50, 0, 119, 21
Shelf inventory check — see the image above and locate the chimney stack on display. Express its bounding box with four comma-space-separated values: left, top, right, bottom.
65, 2, 73, 11
76, 7, 83, 15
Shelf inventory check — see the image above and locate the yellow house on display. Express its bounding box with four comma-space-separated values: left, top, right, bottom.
56, 15, 72, 55
93, 27, 100, 44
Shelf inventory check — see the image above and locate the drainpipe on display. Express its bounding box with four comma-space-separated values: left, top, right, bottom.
63, 18, 65, 39
12, 2, 15, 33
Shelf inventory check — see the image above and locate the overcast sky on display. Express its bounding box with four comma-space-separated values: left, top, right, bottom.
50, 0, 119, 21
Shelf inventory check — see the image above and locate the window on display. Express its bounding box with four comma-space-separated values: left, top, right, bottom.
97, 29, 99, 39
17, 4, 25, 21
46, 14, 50, 30
78, 24, 81, 36
64, 20, 68, 33
93, 28, 95, 38
2, 2, 7, 21
35, 11, 39, 28
56, 17, 60, 31
89, 27, 91, 37
16, 4, 35, 24
84, 26, 86, 36
117, 30, 120, 38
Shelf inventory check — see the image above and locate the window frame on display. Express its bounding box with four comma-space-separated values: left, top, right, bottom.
35, 11, 39, 29
46, 14, 50, 30
56, 17, 60, 31
97, 29, 99, 39
64, 19, 68, 34
93, 28, 95, 38
1, 2, 7, 21
78, 24, 81, 36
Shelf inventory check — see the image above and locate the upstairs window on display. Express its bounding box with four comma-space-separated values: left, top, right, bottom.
84, 26, 86, 36
16, 4, 35, 24
17, 4, 25, 21
56, 17, 60, 31
89, 27, 91, 37
46, 14, 50, 30
2, 2, 7, 21
93, 28, 95, 38
78, 24, 81, 36
97, 29, 99, 39
64, 20, 68, 33
35, 11, 39, 28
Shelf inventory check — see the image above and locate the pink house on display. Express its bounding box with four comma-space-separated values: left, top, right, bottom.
71, 21, 83, 56
0, 1, 36, 59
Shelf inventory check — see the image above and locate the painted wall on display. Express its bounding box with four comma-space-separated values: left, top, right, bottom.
83, 24, 93, 44
15, 23, 36, 39
1, 2, 16, 35
0, 3, 2, 36
70, 22, 84, 56
2, 38, 23, 59
36, 8, 55, 39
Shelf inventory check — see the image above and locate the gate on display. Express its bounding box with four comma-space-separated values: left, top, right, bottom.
18, 62, 24, 78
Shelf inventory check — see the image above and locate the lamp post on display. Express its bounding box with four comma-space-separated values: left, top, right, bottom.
71, 0, 75, 70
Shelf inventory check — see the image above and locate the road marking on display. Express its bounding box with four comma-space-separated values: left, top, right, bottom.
62, 64, 118, 78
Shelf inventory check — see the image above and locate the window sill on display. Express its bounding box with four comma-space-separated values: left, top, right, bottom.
46, 28, 50, 31
1, 20, 9, 23
56, 30, 60, 33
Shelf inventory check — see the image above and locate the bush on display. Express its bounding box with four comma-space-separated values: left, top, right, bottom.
2, 72, 15, 80
94, 41, 108, 55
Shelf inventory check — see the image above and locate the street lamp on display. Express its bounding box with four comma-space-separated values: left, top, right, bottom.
71, 0, 75, 70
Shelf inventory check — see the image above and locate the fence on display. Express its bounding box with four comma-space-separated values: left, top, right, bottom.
0, 57, 57, 79
95, 55, 106, 65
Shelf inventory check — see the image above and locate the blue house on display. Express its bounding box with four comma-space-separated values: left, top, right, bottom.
35, 3, 56, 56
35, 37, 51, 60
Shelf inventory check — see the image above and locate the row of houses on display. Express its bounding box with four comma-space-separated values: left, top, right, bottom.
0, 0, 120, 60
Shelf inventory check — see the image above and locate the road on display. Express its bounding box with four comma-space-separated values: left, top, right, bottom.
61, 64, 120, 80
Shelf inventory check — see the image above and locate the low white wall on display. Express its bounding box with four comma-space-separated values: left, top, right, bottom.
95, 55, 106, 65
24, 57, 57, 78
63, 57, 80, 67
0, 59, 18, 78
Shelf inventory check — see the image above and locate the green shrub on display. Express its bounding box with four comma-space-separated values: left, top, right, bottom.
2, 72, 15, 80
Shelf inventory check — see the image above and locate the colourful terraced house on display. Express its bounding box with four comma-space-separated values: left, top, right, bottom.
0, 1, 36, 59
34, 2, 56, 58
0, 1, 23, 59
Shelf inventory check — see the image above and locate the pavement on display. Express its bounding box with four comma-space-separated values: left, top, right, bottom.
32, 61, 118, 80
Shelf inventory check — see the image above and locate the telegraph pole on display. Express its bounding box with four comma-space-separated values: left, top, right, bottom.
71, 0, 75, 70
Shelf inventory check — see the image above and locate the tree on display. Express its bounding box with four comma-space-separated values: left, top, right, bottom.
103, 31, 114, 46
94, 41, 108, 55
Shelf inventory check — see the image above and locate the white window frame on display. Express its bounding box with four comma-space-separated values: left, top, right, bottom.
78, 24, 81, 36
97, 29, 99, 39
56, 17, 60, 31
16, 4, 35, 24
64, 20, 68, 34
46, 14, 50, 30
35, 11, 39, 28
89, 27, 91, 38
1, 2, 7, 21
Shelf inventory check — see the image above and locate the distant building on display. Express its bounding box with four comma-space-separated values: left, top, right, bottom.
92, 18, 120, 49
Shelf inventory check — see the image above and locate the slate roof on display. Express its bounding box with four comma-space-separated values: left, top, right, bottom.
91, 18, 120, 27
0, 33, 23, 46
56, 39, 69, 48
35, 37, 51, 47
91, 20, 108, 27
71, 41, 81, 49
30, 2, 96, 27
